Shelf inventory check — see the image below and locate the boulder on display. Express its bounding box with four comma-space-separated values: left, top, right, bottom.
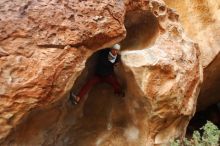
0, 0, 202, 145
164, 0, 220, 110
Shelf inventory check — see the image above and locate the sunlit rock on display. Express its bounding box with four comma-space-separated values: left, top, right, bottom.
0, 0, 202, 145
164, 0, 220, 112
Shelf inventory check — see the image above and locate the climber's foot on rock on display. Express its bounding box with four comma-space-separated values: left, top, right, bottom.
69, 93, 81, 105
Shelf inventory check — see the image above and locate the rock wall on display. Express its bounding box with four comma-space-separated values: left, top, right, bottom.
164, 0, 220, 110
0, 0, 202, 145
0, 0, 125, 143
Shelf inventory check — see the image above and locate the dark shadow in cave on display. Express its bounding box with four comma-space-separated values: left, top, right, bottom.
121, 10, 160, 50
186, 102, 220, 137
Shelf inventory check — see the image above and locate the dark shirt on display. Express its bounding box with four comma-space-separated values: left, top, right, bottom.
95, 48, 120, 76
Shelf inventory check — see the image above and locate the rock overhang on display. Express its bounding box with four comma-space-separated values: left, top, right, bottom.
0, 0, 203, 145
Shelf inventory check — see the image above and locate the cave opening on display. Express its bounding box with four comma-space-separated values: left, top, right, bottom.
186, 102, 220, 136
121, 10, 160, 50
71, 10, 160, 100
65, 11, 160, 146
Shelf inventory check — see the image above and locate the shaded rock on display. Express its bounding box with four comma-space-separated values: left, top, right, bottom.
197, 53, 220, 110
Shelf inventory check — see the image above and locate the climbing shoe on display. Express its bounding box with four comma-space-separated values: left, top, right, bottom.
69, 92, 80, 105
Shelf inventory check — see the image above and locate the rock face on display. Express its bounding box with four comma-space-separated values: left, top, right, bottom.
164, 0, 220, 110
0, 0, 202, 146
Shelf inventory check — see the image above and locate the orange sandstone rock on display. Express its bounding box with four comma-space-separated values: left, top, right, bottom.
0, 0, 202, 145
164, 0, 220, 111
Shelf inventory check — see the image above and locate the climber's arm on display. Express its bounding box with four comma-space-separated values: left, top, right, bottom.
114, 55, 121, 67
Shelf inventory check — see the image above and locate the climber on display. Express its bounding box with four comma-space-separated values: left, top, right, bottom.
69, 44, 125, 105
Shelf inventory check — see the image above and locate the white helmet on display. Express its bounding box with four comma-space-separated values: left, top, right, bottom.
112, 44, 121, 50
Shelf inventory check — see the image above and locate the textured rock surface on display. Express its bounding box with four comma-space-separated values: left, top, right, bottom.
0, 0, 202, 146
164, 0, 220, 67
164, 0, 220, 110
0, 0, 125, 143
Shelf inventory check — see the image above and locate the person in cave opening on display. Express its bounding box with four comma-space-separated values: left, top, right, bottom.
69, 44, 125, 105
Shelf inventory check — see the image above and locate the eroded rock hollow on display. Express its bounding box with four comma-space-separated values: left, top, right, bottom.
0, 0, 202, 146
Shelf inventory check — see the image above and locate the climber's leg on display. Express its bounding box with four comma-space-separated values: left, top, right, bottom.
103, 74, 124, 97
77, 75, 101, 98
69, 75, 102, 105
